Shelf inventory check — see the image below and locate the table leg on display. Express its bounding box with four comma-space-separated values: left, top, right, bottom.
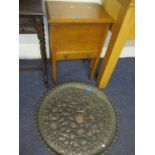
51, 57, 57, 81
34, 16, 48, 85
89, 25, 109, 80
90, 59, 95, 69
50, 26, 57, 82
96, 6, 135, 88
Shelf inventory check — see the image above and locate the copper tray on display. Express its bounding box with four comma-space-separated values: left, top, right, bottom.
35, 82, 118, 155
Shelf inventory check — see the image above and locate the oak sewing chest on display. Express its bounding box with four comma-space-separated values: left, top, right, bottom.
46, 1, 114, 81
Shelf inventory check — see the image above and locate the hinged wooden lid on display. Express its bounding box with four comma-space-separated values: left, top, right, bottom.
46, 1, 115, 24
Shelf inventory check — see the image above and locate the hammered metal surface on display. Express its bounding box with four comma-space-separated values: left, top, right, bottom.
36, 82, 117, 155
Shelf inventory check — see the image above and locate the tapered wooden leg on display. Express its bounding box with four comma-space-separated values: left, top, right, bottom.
89, 25, 109, 80
90, 59, 95, 69
89, 58, 99, 80
52, 58, 57, 81
50, 26, 57, 82
96, 5, 135, 88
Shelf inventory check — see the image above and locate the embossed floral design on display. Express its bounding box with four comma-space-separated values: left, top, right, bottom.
36, 83, 117, 155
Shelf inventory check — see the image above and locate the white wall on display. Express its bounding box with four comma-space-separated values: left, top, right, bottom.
19, 0, 135, 59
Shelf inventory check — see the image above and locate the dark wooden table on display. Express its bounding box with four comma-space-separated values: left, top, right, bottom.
19, 0, 48, 85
